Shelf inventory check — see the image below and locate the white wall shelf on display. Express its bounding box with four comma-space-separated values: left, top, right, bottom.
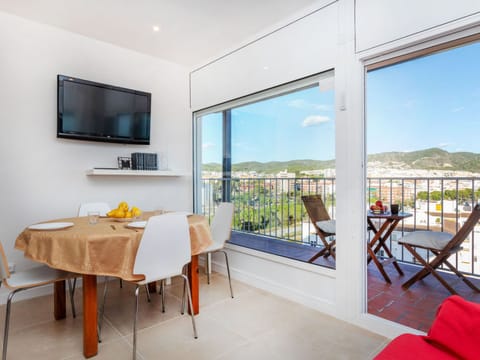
86, 169, 187, 177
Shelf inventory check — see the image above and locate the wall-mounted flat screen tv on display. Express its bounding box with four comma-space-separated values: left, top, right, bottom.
57, 75, 151, 145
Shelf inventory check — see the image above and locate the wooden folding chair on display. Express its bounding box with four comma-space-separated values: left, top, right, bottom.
398, 204, 480, 295
301, 195, 336, 262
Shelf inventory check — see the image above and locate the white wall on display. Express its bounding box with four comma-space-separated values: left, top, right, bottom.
190, 0, 480, 339
190, 0, 338, 111
0, 11, 191, 298
355, 0, 480, 53
220, 245, 336, 313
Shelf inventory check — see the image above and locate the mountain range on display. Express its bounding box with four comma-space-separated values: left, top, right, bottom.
368, 148, 480, 172
202, 148, 480, 174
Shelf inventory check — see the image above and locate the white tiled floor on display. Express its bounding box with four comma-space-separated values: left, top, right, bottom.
0, 272, 388, 359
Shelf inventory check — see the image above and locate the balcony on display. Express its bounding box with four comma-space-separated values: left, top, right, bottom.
200, 176, 480, 331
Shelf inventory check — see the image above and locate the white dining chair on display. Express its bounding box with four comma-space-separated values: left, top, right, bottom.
202, 202, 234, 298
99, 213, 197, 359
0, 241, 76, 360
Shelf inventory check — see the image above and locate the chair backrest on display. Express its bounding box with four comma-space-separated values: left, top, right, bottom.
78, 202, 111, 217
210, 203, 234, 247
301, 195, 331, 224
0, 241, 10, 281
133, 213, 191, 282
443, 203, 480, 253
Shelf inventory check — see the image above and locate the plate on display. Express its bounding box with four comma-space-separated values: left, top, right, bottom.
126, 221, 147, 229
28, 222, 74, 230
368, 210, 387, 215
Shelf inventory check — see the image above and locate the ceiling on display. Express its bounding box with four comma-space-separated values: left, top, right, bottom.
0, 0, 322, 67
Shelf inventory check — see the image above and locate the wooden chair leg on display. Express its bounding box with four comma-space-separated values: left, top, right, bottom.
308, 235, 335, 262
401, 244, 436, 290
415, 250, 448, 282
442, 259, 480, 292
323, 240, 336, 259
427, 267, 458, 295
402, 244, 457, 294
308, 247, 327, 263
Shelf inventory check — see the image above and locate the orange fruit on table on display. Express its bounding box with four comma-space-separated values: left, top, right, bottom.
132, 208, 141, 217
118, 201, 129, 211
115, 209, 126, 218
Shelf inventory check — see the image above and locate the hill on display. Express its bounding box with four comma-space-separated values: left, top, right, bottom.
202, 148, 480, 174
368, 148, 480, 172
202, 159, 335, 174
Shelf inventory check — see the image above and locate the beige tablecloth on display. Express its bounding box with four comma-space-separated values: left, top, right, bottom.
15, 213, 212, 281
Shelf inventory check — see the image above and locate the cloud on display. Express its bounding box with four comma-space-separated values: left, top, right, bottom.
451, 106, 464, 113
302, 115, 330, 127
202, 142, 215, 150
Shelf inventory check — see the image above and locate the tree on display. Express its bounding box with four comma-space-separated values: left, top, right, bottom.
416, 190, 441, 201
444, 190, 457, 200
417, 191, 428, 200
458, 189, 473, 202
430, 191, 442, 201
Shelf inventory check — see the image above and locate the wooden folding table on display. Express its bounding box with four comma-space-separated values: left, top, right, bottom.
367, 211, 411, 283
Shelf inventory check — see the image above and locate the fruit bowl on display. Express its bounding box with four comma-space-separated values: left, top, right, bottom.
370, 200, 388, 214
106, 202, 142, 221
111, 217, 136, 222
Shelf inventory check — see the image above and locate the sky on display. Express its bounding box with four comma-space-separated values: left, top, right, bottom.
201, 40, 480, 164
201, 85, 335, 164
367, 41, 480, 155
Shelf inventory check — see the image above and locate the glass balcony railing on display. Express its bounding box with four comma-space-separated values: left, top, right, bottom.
200, 176, 480, 277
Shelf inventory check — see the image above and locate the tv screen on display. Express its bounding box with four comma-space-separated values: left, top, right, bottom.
57, 75, 151, 144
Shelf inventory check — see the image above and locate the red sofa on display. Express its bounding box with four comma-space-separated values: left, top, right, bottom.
374, 295, 480, 360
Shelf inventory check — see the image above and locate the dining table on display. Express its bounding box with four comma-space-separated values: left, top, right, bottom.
15, 211, 213, 358
367, 211, 412, 284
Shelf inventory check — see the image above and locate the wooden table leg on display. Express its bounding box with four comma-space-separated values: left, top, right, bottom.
368, 246, 392, 283
371, 219, 404, 276
54, 280, 66, 320
83, 275, 98, 358
187, 255, 199, 315
367, 220, 390, 264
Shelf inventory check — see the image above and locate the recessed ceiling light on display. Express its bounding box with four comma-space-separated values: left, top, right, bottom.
152, 25, 160, 32
263, 66, 269, 70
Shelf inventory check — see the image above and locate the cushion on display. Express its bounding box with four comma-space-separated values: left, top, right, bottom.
374, 334, 457, 360
427, 295, 480, 359
375, 296, 480, 360
315, 219, 336, 234
397, 231, 453, 250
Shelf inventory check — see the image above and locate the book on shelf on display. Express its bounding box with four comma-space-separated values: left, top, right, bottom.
131, 152, 158, 170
